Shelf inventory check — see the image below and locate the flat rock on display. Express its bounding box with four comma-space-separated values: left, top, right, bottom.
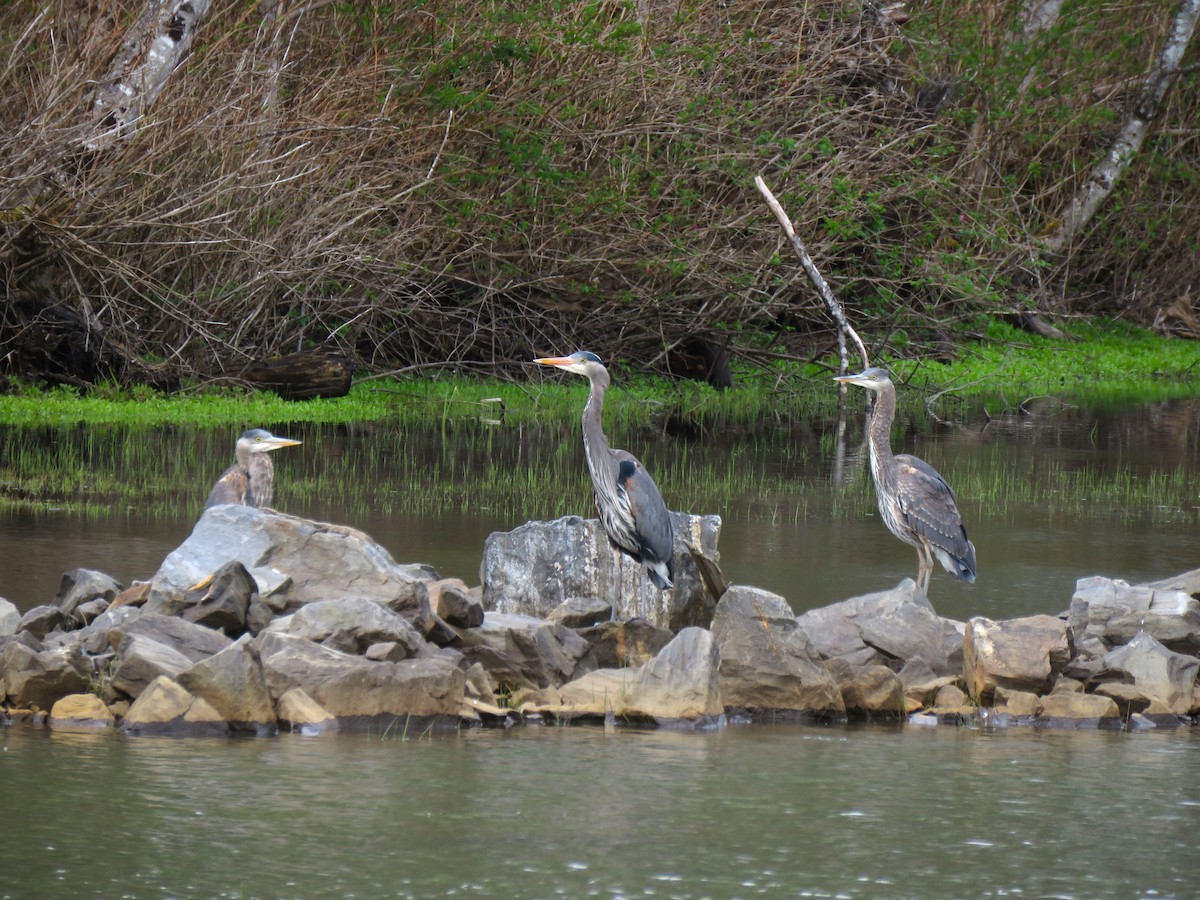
282, 597, 426, 657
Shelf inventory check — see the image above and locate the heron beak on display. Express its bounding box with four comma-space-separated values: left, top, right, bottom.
833, 372, 866, 384
533, 356, 573, 367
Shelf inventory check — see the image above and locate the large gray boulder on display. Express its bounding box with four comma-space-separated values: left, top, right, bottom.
710, 586, 844, 716
796, 579, 959, 671
124, 613, 233, 662
963, 614, 1071, 702
480, 513, 722, 631
1099, 631, 1198, 715
146, 506, 436, 616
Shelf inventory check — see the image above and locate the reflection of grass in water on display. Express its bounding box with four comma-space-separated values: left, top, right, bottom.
1, 405, 1198, 527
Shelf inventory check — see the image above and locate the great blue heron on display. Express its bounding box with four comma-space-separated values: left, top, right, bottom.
534, 351, 675, 590
204, 428, 302, 509
834, 367, 976, 594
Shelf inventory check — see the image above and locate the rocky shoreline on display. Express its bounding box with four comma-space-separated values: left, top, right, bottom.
2, 506, 1197, 736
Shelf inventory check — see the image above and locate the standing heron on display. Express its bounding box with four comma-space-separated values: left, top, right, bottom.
205, 428, 302, 509
534, 351, 675, 591
834, 367, 976, 594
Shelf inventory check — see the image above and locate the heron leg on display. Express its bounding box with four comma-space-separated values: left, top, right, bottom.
915, 542, 932, 596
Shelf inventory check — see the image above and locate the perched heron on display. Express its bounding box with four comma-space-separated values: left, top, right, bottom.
534, 351, 675, 590
204, 428, 302, 509
834, 367, 976, 594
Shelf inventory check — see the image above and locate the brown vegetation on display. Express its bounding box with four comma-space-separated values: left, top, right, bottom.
0, 0, 1196, 389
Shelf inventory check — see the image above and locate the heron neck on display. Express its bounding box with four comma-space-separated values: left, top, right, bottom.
582, 369, 612, 469
867, 383, 898, 488
235, 443, 252, 468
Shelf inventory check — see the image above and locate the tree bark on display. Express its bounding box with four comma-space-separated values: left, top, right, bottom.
1041, 0, 1200, 256
86, 0, 214, 151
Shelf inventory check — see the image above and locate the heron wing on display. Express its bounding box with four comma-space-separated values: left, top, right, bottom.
205, 465, 249, 508
614, 452, 675, 581
894, 454, 976, 578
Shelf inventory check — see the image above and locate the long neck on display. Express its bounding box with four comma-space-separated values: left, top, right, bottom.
247, 453, 275, 507
866, 382, 898, 492
581, 368, 613, 477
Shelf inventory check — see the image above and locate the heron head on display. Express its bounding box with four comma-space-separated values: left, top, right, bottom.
833, 367, 893, 392
238, 428, 302, 453
533, 350, 605, 376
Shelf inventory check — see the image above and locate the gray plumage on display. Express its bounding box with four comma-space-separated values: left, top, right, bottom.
205, 428, 301, 509
535, 351, 675, 589
834, 367, 976, 594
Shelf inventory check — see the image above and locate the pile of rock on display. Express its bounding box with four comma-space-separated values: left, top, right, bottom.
1, 505, 1197, 736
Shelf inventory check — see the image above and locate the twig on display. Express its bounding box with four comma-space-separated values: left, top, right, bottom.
753, 176, 870, 379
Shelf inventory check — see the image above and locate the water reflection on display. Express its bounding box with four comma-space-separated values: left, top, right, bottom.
1, 398, 1198, 624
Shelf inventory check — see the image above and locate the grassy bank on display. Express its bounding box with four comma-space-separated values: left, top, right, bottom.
0, 320, 1197, 430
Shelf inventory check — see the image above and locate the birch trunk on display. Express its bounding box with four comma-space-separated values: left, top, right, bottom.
86, 0, 214, 151
1041, 0, 1200, 255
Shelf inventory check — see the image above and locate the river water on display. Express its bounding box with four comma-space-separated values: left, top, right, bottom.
2, 397, 1199, 897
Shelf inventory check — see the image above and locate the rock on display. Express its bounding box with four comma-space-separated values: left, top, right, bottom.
146, 505, 435, 615
177, 635, 277, 732
480, 512, 722, 631
858, 598, 964, 677
1037, 691, 1121, 723
17, 605, 70, 640
110, 633, 195, 699
928, 683, 972, 715
283, 597, 426, 657
0, 598, 20, 637
710, 586, 844, 716
452, 612, 590, 690
1065, 575, 1196, 657
258, 632, 466, 723
2, 641, 88, 710
898, 658, 959, 708
622, 627, 724, 725
574, 618, 672, 676
121, 675, 230, 736
428, 579, 485, 629
123, 613, 233, 662
55, 569, 124, 620
994, 687, 1040, 717
963, 615, 1070, 703
48, 693, 115, 731
110, 582, 151, 609
545, 669, 634, 717
179, 561, 256, 635
73, 599, 110, 626
64, 606, 144, 656
826, 659, 906, 716
1093, 682, 1156, 716
796, 580, 934, 667
1099, 631, 1198, 715
547, 596, 613, 629
277, 687, 338, 733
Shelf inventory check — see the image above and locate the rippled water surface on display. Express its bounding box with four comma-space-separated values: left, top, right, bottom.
2, 723, 1198, 899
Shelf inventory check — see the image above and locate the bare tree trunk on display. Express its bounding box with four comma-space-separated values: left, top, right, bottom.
86, 0, 213, 151
1041, 0, 1200, 256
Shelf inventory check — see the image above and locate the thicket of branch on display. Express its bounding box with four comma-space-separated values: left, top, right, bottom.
0, 0, 1196, 388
